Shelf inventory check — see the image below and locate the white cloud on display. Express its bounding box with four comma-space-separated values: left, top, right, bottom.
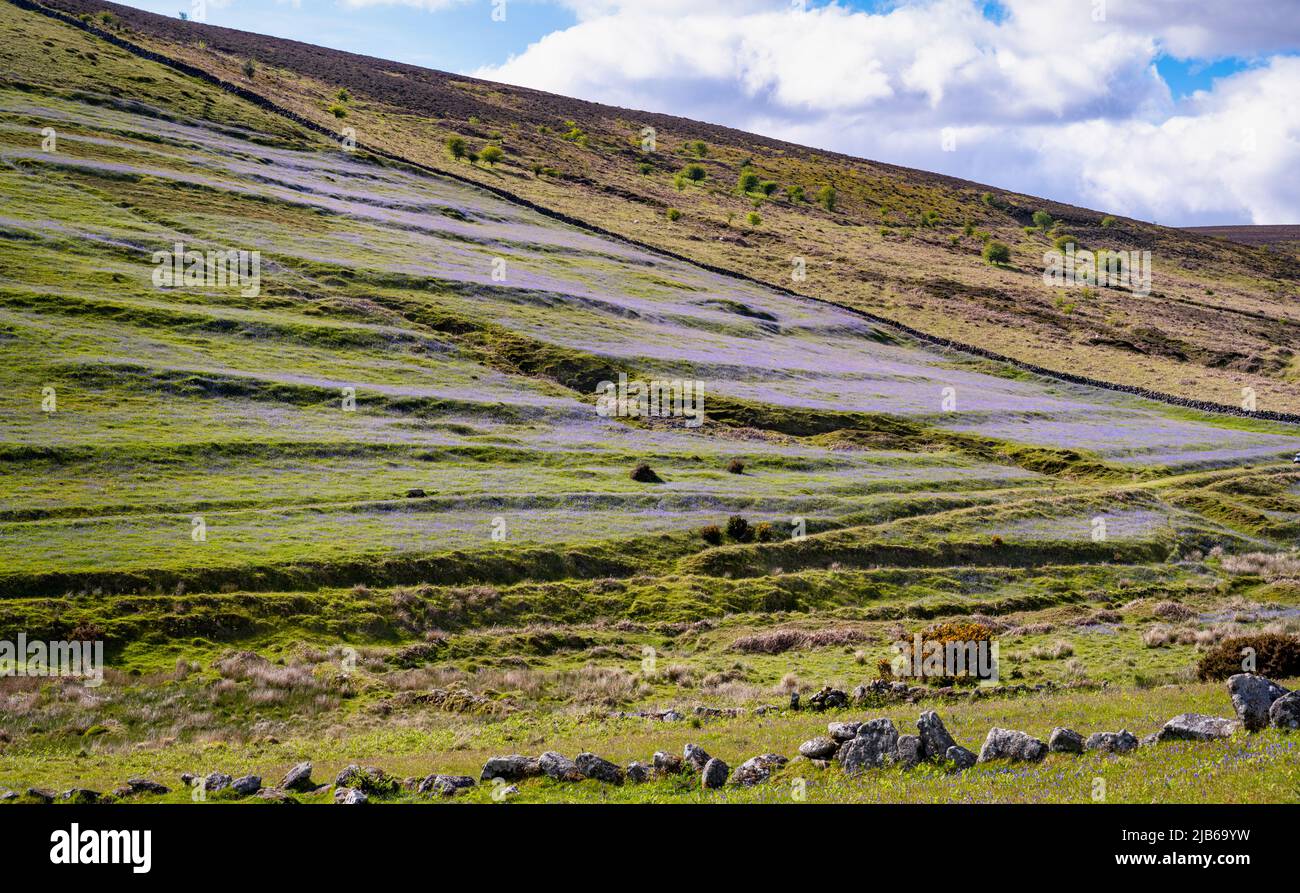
466, 0, 1298, 224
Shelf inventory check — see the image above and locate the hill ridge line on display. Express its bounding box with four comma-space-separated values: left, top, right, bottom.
13, 0, 1300, 427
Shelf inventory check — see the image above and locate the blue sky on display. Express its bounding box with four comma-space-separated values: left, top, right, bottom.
115, 1, 1300, 224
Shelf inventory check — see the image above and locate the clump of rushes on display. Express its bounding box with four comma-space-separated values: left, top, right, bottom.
630, 461, 662, 483
699, 524, 723, 546
726, 458, 745, 474
725, 515, 752, 542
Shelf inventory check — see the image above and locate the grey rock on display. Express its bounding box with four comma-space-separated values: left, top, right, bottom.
334, 764, 398, 796
538, 751, 583, 782
575, 752, 624, 785
945, 745, 977, 770
1085, 730, 1139, 754
827, 721, 862, 742
732, 754, 787, 786
977, 727, 1047, 763
1270, 691, 1300, 731
683, 743, 712, 773
652, 751, 683, 774
838, 718, 899, 773
124, 777, 170, 796
334, 786, 368, 805
203, 772, 232, 792
807, 687, 849, 711
0, 790, 17, 801
24, 788, 55, 804
256, 788, 297, 804
480, 754, 541, 782
1157, 713, 1240, 742
917, 711, 957, 760
701, 757, 729, 789
1228, 674, 1288, 732
662, 711, 684, 722
798, 736, 839, 760
231, 775, 262, 796
625, 761, 651, 784
1048, 727, 1084, 754
895, 734, 922, 768
418, 774, 475, 796
280, 761, 315, 792
60, 788, 101, 804
179, 773, 196, 787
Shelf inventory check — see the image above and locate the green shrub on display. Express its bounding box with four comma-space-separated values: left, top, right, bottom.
682, 164, 706, 183
726, 458, 744, 474
241, 59, 256, 78
335, 88, 351, 102
684, 140, 708, 158
1053, 234, 1082, 251
725, 515, 753, 543
1196, 633, 1300, 681
638, 162, 653, 175
666, 207, 682, 221
982, 241, 1011, 264
746, 212, 762, 226
754, 522, 774, 543
1032, 210, 1054, 229
480, 145, 504, 166
328, 103, 348, 119
760, 181, 779, 197
1101, 215, 1117, 227
816, 184, 836, 211
446, 136, 467, 161
700, 525, 723, 546
787, 185, 805, 203
738, 170, 761, 193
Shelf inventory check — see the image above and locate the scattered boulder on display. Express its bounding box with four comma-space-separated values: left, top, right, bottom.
334, 787, 368, 805
256, 788, 297, 804
334, 765, 399, 797
732, 754, 787, 786
231, 775, 262, 796
1270, 691, 1300, 731
575, 752, 624, 785
480, 755, 541, 782
807, 687, 849, 711
652, 751, 683, 775
798, 736, 839, 760
977, 728, 1047, 763
123, 778, 170, 796
917, 711, 958, 760
838, 718, 899, 773
1085, 730, 1139, 754
203, 772, 232, 793
0, 789, 18, 801
945, 745, 977, 771
280, 761, 315, 793
418, 774, 475, 796
60, 788, 101, 804
1048, 728, 1084, 754
1157, 713, 1239, 742
405, 488, 426, 498
702, 757, 730, 789
24, 788, 54, 804
827, 721, 861, 742
626, 761, 651, 784
538, 751, 583, 782
895, 734, 922, 768
683, 743, 712, 773
1228, 674, 1289, 732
